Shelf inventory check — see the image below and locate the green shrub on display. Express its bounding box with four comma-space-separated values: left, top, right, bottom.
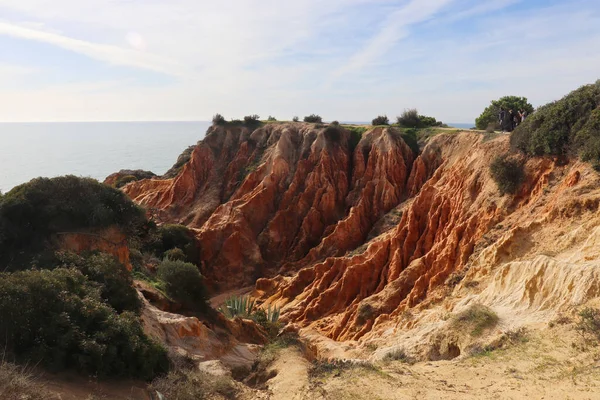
267, 115, 277, 121
356, 303, 375, 325
510, 81, 600, 161
372, 115, 389, 126
0, 268, 168, 379
163, 145, 195, 178
489, 154, 524, 195
292, 116, 299, 122
114, 175, 138, 188
399, 128, 420, 154
348, 126, 367, 151
451, 304, 499, 337
252, 307, 281, 339
56, 251, 141, 313
157, 259, 208, 311
304, 114, 323, 123
575, 307, 600, 343
324, 124, 343, 143
212, 113, 226, 125
164, 247, 187, 261
144, 224, 199, 263
476, 96, 534, 130
397, 109, 420, 128
0, 176, 147, 270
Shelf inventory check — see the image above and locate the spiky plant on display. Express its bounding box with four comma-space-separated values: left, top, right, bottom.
219, 295, 256, 319
265, 304, 280, 323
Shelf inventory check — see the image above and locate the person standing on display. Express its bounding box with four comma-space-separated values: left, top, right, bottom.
508, 109, 515, 132
499, 108, 506, 133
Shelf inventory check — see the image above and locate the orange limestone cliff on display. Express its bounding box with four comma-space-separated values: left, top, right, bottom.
121, 123, 417, 291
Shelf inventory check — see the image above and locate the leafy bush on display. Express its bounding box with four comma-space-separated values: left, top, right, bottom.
164, 247, 187, 261
212, 113, 226, 125
0, 176, 147, 270
348, 126, 367, 151
372, 115, 390, 126
252, 306, 281, 339
489, 154, 524, 195
356, 303, 375, 325
56, 251, 141, 313
324, 124, 343, 143
399, 128, 420, 154
397, 109, 420, 128
576, 307, 600, 343
304, 114, 323, 123
511, 82, 600, 163
451, 304, 499, 337
292, 116, 299, 122
267, 115, 277, 121
476, 96, 534, 130
114, 174, 138, 188
144, 224, 199, 263
0, 268, 168, 379
156, 259, 208, 311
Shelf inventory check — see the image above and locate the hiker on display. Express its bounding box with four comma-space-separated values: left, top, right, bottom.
498, 108, 506, 132
508, 109, 515, 132
520, 109, 528, 122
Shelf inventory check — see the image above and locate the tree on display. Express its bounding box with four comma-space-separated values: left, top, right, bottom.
212, 113, 226, 125
372, 115, 390, 126
476, 96, 533, 130
304, 114, 322, 123
397, 109, 420, 128
292, 116, 299, 122
267, 116, 277, 121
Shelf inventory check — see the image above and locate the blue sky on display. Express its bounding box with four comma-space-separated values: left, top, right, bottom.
0, 0, 599, 123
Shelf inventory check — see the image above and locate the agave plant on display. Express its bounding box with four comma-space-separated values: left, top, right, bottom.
219, 295, 256, 319
265, 303, 281, 323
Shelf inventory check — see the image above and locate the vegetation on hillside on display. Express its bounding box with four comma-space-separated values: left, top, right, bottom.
0, 268, 168, 379
397, 109, 445, 128
489, 154, 525, 195
476, 96, 534, 130
372, 115, 390, 126
304, 114, 323, 123
0, 176, 147, 270
157, 259, 208, 311
510, 81, 600, 164
163, 145, 196, 178
143, 223, 200, 264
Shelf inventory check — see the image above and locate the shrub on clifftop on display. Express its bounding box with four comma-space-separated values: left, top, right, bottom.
304, 114, 323, 123
372, 115, 390, 126
157, 259, 208, 311
489, 154, 524, 195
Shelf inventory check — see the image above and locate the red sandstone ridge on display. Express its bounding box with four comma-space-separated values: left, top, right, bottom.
117, 123, 417, 291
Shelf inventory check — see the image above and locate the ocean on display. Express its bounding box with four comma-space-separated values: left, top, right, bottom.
0, 121, 210, 193
0, 120, 473, 193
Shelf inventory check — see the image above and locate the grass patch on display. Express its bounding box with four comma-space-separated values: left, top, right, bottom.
451, 304, 499, 337
382, 348, 414, 364
0, 360, 52, 400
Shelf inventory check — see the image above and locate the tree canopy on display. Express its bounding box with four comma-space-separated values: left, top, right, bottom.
475, 96, 534, 130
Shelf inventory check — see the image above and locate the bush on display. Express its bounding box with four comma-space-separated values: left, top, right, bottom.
144, 224, 199, 263
0, 176, 147, 270
219, 295, 256, 319
356, 303, 375, 325
324, 124, 343, 143
212, 113, 226, 125
304, 114, 323, 123
399, 127, 420, 154
511, 82, 600, 164
451, 304, 499, 337
114, 174, 138, 188
163, 145, 195, 179
267, 115, 277, 121
157, 259, 208, 311
164, 247, 187, 261
489, 154, 524, 195
292, 116, 299, 122
476, 96, 534, 130
576, 307, 600, 343
348, 126, 367, 151
372, 115, 389, 126
56, 251, 141, 313
0, 268, 168, 379
397, 109, 420, 128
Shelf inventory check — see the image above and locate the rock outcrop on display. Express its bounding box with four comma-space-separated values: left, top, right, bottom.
117, 122, 600, 349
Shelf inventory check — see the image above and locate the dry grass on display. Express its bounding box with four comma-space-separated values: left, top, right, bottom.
150, 369, 238, 400
451, 304, 499, 337
0, 360, 54, 400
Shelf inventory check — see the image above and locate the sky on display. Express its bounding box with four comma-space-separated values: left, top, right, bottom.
0, 0, 599, 124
